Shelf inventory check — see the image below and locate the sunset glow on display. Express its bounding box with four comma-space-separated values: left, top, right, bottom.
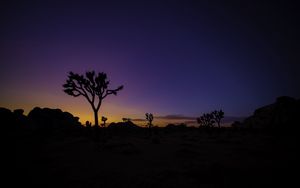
1, 1, 299, 126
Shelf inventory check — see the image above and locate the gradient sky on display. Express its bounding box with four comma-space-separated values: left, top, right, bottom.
1, 0, 299, 125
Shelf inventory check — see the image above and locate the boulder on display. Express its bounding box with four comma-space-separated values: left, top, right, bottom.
242, 96, 300, 130
27, 107, 82, 132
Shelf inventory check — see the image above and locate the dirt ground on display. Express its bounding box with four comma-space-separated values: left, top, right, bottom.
13, 129, 298, 188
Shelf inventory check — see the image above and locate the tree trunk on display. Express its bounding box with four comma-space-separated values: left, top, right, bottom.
94, 110, 99, 127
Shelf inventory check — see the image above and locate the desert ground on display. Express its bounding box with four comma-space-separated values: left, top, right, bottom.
13, 128, 297, 188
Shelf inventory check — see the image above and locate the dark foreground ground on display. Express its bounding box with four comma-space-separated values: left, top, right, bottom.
12, 128, 298, 188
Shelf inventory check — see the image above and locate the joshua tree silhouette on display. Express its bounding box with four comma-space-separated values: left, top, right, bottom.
145, 113, 154, 128
101, 116, 107, 127
197, 113, 215, 128
212, 110, 224, 129
63, 71, 123, 126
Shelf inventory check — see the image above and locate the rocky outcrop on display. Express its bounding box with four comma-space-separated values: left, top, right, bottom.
0, 107, 14, 127
27, 107, 82, 132
242, 96, 300, 130
108, 121, 141, 129
0, 108, 29, 130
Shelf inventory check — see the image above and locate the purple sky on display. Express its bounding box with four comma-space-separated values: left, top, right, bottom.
1, 0, 299, 124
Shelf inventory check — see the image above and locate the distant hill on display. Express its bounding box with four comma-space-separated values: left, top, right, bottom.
108, 121, 141, 129
28, 107, 82, 131
0, 107, 82, 133
238, 96, 300, 130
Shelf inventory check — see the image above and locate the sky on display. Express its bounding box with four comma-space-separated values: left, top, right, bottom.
1, 0, 299, 125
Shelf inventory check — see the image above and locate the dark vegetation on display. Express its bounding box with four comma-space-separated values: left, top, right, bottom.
101, 116, 108, 127
6, 96, 300, 188
145, 113, 154, 128
63, 71, 123, 126
197, 110, 224, 129
6, 71, 300, 187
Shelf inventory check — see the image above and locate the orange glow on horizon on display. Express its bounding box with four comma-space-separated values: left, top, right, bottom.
0, 93, 153, 126
0, 89, 201, 127
0, 101, 197, 127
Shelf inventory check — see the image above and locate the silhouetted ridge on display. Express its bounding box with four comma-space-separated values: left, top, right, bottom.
165, 123, 187, 129
1, 107, 29, 131
28, 107, 82, 132
0, 107, 13, 119
0, 107, 14, 127
108, 121, 141, 129
239, 96, 300, 130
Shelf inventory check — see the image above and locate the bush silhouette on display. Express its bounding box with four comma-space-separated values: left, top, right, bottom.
197, 113, 215, 128
145, 113, 154, 128
63, 71, 123, 126
211, 110, 224, 129
85, 121, 91, 128
101, 116, 108, 127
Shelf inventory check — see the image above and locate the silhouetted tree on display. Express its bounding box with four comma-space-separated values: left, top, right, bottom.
197, 113, 215, 128
85, 121, 92, 128
212, 110, 224, 129
145, 113, 154, 128
101, 116, 107, 127
63, 71, 123, 126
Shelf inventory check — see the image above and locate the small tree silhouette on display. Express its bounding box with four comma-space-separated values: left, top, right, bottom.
197, 113, 215, 128
101, 116, 107, 127
63, 71, 123, 127
211, 110, 224, 129
145, 113, 154, 128
85, 121, 92, 128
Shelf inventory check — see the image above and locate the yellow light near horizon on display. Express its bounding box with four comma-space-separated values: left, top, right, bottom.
1, 94, 201, 127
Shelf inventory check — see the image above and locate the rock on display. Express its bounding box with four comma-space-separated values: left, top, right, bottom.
242, 96, 300, 130
0, 107, 13, 126
27, 107, 82, 132
108, 121, 141, 129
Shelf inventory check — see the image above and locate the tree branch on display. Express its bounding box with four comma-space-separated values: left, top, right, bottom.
102, 85, 124, 99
